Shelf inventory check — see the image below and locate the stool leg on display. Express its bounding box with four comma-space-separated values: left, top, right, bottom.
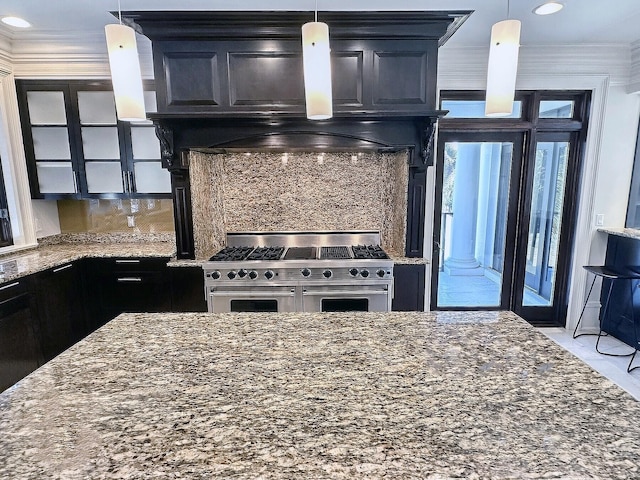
628, 350, 639, 373
595, 277, 616, 354
573, 274, 598, 339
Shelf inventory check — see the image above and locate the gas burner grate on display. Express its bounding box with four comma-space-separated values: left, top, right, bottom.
351, 245, 390, 259
246, 246, 285, 261
209, 246, 254, 261
320, 246, 352, 259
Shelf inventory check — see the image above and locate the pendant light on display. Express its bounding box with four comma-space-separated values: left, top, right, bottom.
105, 0, 146, 122
301, 1, 333, 120
485, 0, 521, 117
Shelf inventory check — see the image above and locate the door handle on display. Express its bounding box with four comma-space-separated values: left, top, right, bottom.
53, 264, 73, 273
128, 171, 135, 193
117, 277, 143, 282
0, 281, 20, 291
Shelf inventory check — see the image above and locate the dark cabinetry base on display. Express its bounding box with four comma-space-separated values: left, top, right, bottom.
392, 264, 426, 311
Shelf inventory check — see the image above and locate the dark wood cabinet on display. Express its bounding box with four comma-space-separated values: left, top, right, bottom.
31, 262, 86, 362
15, 80, 171, 200
0, 280, 43, 392
131, 12, 461, 117
87, 257, 171, 328
392, 264, 426, 311
170, 266, 207, 312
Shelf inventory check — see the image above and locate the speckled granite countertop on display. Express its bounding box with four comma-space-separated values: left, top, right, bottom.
168, 255, 428, 268
1, 311, 638, 479
597, 227, 640, 239
0, 240, 176, 285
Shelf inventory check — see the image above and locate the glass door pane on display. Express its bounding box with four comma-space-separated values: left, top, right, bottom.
522, 140, 570, 306
437, 141, 514, 307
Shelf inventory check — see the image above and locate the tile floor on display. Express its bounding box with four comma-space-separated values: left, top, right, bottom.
539, 327, 640, 401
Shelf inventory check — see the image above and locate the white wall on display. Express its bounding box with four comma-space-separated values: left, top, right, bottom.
436, 44, 640, 329
31, 200, 61, 238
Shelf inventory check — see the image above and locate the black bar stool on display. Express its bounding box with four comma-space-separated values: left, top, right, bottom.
573, 265, 640, 365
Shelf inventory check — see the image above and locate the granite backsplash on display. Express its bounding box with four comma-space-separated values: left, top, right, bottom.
189, 151, 409, 260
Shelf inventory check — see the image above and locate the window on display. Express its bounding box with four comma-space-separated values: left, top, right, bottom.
441, 99, 523, 119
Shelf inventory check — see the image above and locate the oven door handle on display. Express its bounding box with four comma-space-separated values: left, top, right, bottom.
302, 289, 388, 296
210, 290, 296, 297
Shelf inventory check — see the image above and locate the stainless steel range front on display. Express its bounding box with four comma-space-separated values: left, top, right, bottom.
203, 231, 394, 313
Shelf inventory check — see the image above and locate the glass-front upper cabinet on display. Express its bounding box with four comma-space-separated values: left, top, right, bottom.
21, 87, 79, 196
77, 89, 124, 195
16, 80, 170, 199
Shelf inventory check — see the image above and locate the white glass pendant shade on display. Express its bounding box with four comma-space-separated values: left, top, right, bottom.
105, 24, 146, 122
485, 19, 521, 117
301, 21, 333, 120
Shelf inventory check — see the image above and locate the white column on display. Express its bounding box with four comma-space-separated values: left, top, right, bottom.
444, 143, 484, 276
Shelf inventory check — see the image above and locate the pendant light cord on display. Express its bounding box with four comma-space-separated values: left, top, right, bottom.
507, 0, 510, 19
118, 0, 122, 24
315, 0, 318, 22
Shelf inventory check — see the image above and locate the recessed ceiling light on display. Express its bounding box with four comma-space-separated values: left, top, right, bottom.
1, 16, 32, 28
533, 2, 564, 15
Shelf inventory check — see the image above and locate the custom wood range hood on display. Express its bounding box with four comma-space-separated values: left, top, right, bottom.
122, 11, 471, 259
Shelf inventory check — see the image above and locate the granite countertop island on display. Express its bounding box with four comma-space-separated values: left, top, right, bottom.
1, 311, 639, 479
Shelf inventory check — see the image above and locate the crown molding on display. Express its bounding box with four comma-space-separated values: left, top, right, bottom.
0, 35, 635, 88
9, 34, 154, 78
439, 44, 631, 89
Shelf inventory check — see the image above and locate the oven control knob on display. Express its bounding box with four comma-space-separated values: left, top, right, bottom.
301, 268, 311, 277
227, 271, 237, 279
376, 269, 386, 278
264, 270, 274, 280
349, 268, 359, 277
211, 270, 221, 280
360, 269, 370, 278
238, 269, 248, 278
323, 269, 333, 279
248, 270, 258, 279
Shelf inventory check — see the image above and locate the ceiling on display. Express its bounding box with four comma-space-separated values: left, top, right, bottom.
1, 0, 639, 55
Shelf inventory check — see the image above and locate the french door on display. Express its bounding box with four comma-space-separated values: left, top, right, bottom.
431, 129, 583, 326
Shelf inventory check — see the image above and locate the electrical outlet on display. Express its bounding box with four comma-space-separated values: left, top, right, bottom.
595, 214, 605, 227
127, 215, 135, 227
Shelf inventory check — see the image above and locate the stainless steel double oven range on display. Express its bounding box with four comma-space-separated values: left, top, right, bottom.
203, 231, 394, 313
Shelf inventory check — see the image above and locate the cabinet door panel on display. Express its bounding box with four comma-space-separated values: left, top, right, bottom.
85, 161, 125, 193
133, 162, 171, 193
35, 162, 77, 194
26, 91, 67, 125
81, 126, 120, 159
32, 127, 72, 159
130, 126, 161, 159
33, 263, 87, 362
171, 267, 207, 312
391, 264, 426, 311
77, 91, 117, 125
0, 292, 42, 392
